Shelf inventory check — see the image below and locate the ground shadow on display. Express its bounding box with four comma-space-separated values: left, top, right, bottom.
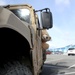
40, 63, 69, 75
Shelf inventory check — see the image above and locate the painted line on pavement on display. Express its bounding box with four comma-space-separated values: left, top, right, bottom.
58, 72, 75, 75
65, 72, 75, 75
68, 64, 75, 69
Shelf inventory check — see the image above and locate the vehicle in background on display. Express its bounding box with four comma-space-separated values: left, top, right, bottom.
68, 48, 75, 56
54, 51, 63, 54
46, 50, 52, 55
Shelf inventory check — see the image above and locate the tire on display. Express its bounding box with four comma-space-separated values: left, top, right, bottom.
68, 54, 70, 56
0, 61, 32, 75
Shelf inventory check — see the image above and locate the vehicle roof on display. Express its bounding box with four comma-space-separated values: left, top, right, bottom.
2, 4, 33, 9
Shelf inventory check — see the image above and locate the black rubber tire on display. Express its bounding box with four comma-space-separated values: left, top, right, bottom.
68, 54, 70, 56
0, 61, 32, 75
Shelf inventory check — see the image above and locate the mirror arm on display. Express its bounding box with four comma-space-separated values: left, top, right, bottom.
35, 8, 50, 13
37, 28, 43, 30
37, 28, 49, 30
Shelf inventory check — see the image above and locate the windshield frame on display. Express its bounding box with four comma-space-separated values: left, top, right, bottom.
6, 4, 36, 25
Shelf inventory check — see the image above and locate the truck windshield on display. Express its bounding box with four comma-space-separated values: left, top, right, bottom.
10, 9, 30, 23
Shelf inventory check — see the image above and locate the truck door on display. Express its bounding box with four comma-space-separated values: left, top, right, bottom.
36, 19, 43, 70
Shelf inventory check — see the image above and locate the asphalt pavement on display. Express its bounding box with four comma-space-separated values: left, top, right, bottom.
41, 54, 75, 75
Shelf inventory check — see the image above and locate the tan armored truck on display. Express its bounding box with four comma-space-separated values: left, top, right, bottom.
0, 4, 53, 75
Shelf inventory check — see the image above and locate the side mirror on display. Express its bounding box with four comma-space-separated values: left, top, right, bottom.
41, 11, 53, 29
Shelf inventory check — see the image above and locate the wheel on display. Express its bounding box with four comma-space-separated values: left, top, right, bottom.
0, 61, 32, 75
68, 54, 70, 56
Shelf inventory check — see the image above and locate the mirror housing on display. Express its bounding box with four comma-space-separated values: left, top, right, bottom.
41, 10, 53, 29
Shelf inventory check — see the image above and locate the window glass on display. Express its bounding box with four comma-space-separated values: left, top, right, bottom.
68, 48, 75, 50
10, 9, 30, 23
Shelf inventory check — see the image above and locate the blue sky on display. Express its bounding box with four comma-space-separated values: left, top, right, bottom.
0, 0, 75, 48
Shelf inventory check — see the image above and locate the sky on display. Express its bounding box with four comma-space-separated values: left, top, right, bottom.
0, 0, 75, 48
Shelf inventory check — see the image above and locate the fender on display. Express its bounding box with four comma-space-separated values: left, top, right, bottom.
0, 6, 32, 48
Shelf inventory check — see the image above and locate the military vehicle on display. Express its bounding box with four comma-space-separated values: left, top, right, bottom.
0, 4, 53, 75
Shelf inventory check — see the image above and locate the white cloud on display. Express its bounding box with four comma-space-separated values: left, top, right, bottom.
0, 0, 6, 5
52, 25, 63, 34
47, 25, 63, 36
55, 0, 70, 6
55, 0, 70, 12
47, 25, 75, 48
47, 26, 65, 48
